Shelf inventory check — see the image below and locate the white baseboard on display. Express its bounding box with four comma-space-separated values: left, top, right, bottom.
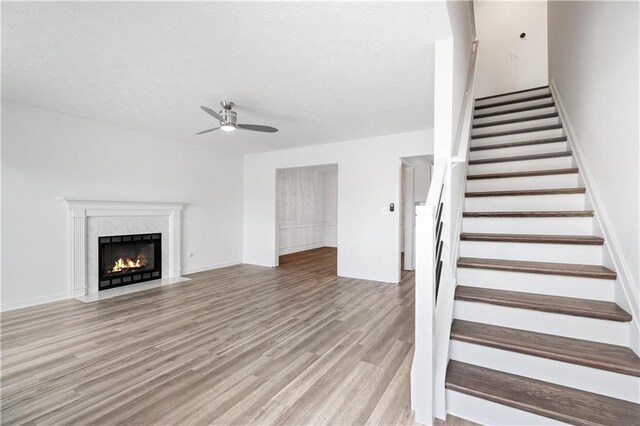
1, 260, 242, 312
337, 269, 398, 284
278, 241, 326, 255
182, 259, 242, 275
551, 79, 640, 353
1, 292, 69, 312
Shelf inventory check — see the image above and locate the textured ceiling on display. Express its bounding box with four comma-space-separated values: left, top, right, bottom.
1, 2, 451, 154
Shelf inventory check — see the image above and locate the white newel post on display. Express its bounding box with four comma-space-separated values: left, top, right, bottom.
62, 199, 187, 298
411, 203, 437, 425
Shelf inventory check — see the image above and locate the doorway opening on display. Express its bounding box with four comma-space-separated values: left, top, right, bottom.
400, 155, 433, 272
275, 164, 338, 272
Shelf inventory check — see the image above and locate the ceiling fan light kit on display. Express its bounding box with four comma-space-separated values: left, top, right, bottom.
219, 102, 237, 131
198, 101, 278, 135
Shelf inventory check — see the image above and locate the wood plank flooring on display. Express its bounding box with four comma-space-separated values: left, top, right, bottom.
1, 247, 426, 425
446, 361, 640, 425
463, 210, 594, 218
455, 286, 632, 321
460, 232, 604, 245
457, 257, 617, 279
466, 167, 577, 179
450, 320, 640, 377
465, 186, 584, 197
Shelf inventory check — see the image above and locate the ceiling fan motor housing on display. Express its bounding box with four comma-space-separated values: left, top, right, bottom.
219, 109, 237, 126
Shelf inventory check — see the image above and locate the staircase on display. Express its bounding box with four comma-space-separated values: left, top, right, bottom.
444, 86, 640, 425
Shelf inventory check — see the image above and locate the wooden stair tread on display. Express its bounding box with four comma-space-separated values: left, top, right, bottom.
451, 320, 640, 376
474, 102, 556, 119
465, 187, 585, 197
468, 151, 572, 165
473, 112, 559, 129
446, 361, 640, 425
460, 232, 603, 245
457, 257, 617, 280
474, 93, 553, 110
476, 85, 549, 102
467, 168, 578, 180
470, 136, 567, 152
463, 210, 594, 218
472, 124, 562, 139
455, 286, 631, 322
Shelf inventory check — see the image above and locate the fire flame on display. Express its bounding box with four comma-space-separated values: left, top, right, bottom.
111, 257, 143, 273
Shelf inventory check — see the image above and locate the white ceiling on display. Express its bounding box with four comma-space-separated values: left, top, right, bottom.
1, 2, 451, 154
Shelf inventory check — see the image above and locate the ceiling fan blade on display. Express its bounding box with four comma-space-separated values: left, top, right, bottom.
200, 106, 223, 121
196, 127, 220, 135
237, 124, 279, 133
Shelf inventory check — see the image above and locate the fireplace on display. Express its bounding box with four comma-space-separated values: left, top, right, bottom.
98, 233, 161, 290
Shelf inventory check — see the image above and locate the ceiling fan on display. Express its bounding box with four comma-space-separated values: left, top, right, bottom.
197, 101, 279, 134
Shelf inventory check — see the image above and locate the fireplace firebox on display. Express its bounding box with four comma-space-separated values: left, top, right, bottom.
98, 233, 161, 290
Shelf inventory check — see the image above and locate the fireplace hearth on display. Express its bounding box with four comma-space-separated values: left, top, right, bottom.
98, 233, 161, 290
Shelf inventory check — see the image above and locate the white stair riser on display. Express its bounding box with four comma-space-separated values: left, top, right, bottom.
450, 341, 640, 403
446, 390, 565, 425
468, 156, 574, 174
462, 216, 593, 235
475, 87, 551, 107
466, 173, 579, 192
469, 141, 568, 161
456, 268, 613, 301
475, 97, 554, 115
464, 193, 586, 212
471, 128, 564, 146
459, 241, 603, 265
473, 106, 557, 125
472, 117, 561, 136
454, 301, 629, 346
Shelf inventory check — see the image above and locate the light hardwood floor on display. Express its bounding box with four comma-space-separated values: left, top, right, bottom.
1, 247, 475, 425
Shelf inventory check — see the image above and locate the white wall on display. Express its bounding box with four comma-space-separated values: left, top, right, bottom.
401, 165, 410, 254
1, 101, 244, 310
474, 0, 548, 98
277, 166, 337, 255
244, 130, 433, 283
447, 0, 475, 152
414, 164, 432, 203
437, 1, 474, 270
323, 171, 338, 247
548, 1, 639, 308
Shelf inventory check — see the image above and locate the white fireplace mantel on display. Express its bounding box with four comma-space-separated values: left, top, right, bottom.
61, 198, 187, 298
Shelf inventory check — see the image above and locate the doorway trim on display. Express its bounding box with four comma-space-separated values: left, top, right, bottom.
274, 163, 339, 269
